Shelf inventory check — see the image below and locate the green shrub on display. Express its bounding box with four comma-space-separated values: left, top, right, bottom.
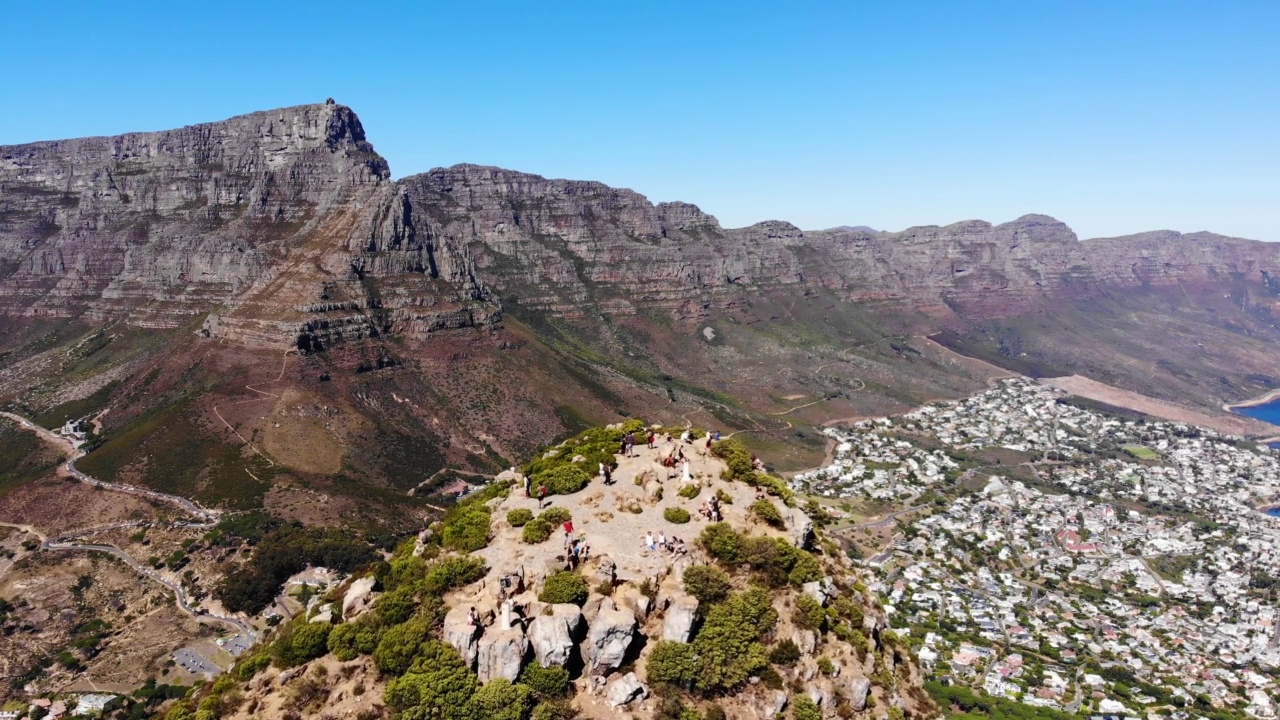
750, 499, 785, 529
647, 640, 698, 686
270, 621, 331, 668
373, 617, 435, 675
690, 587, 777, 693
787, 550, 822, 586
534, 465, 591, 496
540, 507, 572, 526
539, 571, 589, 605
769, 639, 801, 666
531, 700, 578, 720
714, 489, 733, 505
710, 437, 754, 479
792, 695, 822, 720
519, 663, 572, 699
682, 565, 732, 606
383, 640, 478, 715
705, 705, 727, 720
698, 523, 741, 565
328, 616, 382, 661
795, 594, 826, 632
424, 555, 488, 596
817, 656, 835, 675
507, 509, 534, 527
522, 518, 554, 544
664, 507, 691, 524
677, 484, 701, 499
465, 678, 535, 720
442, 505, 492, 552
377, 585, 418, 625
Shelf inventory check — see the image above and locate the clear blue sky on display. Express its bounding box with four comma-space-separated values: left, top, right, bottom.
2, 1, 1276, 240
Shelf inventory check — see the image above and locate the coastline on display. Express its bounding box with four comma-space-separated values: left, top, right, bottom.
1224, 387, 1280, 411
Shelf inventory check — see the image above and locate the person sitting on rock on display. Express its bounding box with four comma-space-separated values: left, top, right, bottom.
657, 530, 667, 550
466, 607, 478, 627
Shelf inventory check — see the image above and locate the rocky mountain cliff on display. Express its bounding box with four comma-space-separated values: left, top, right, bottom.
5, 102, 1279, 349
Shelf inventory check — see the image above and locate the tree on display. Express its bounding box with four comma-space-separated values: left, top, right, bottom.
539, 571, 588, 605
792, 695, 821, 720
690, 587, 777, 693
682, 565, 731, 605
646, 641, 699, 687
465, 679, 535, 720
374, 617, 435, 675
271, 621, 331, 668
384, 641, 480, 720
442, 506, 492, 552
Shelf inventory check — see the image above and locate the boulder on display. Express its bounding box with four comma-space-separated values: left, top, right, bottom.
791, 628, 817, 655
615, 584, 652, 623
443, 605, 481, 669
850, 677, 872, 712
477, 627, 528, 683
762, 691, 788, 718
605, 672, 648, 708
309, 603, 333, 624
341, 577, 377, 619
527, 604, 583, 668
586, 607, 636, 675
661, 594, 699, 643
583, 595, 614, 625
802, 580, 828, 606
495, 467, 522, 483
592, 556, 617, 587
790, 508, 814, 549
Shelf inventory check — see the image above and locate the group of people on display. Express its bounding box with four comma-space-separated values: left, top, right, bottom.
643, 529, 688, 556
697, 493, 723, 522
564, 536, 589, 569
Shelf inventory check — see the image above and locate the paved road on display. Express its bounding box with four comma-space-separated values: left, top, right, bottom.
1, 411, 254, 640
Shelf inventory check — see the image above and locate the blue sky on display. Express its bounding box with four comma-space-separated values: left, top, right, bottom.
2, 1, 1276, 239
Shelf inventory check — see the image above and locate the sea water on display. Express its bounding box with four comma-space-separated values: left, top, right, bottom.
1233, 398, 1280, 449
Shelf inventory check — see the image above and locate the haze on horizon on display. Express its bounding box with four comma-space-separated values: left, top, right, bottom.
1, 1, 1275, 241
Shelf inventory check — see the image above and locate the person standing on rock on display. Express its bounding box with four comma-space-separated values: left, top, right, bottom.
647, 431, 656, 449
604, 464, 614, 485
681, 458, 692, 485
538, 484, 548, 509
645, 531, 656, 551
599, 461, 607, 484
523, 473, 532, 498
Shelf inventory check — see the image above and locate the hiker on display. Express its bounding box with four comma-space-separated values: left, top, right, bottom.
645, 531, 656, 551
523, 473, 532, 498
647, 431, 656, 449
657, 530, 667, 549
599, 461, 607, 483
681, 458, 692, 484
680, 428, 691, 444
563, 519, 574, 537
603, 464, 614, 485
538, 484, 548, 508
466, 607, 478, 627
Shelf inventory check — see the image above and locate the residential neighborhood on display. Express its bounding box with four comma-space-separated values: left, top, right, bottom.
795, 379, 1280, 720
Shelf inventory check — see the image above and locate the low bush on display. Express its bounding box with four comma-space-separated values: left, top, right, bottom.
442, 504, 492, 552
677, 484, 701, 499
769, 639, 801, 666
540, 506, 572, 526
423, 555, 488, 595
519, 663, 571, 699
663, 507, 691, 524
750, 499, 785, 528
792, 695, 822, 720
682, 565, 732, 605
794, 594, 827, 632
539, 571, 589, 605
522, 518, 554, 544
271, 621, 331, 668
698, 523, 741, 565
534, 464, 591, 496
507, 509, 534, 527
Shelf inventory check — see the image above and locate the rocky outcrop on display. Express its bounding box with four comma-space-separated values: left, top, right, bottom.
661, 594, 699, 643
585, 607, 636, 676
526, 604, 583, 668
341, 577, 377, 619
443, 605, 481, 669
605, 672, 648, 708
476, 626, 528, 683
849, 677, 872, 712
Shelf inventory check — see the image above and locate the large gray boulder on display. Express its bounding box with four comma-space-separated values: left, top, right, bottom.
443, 605, 481, 669
790, 508, 814, 549
477, 627, 528, 683
586, 607, 636, 675
615, 584, 652, 623
605, 672, 648, 708
850, 677, 872, 712
661, 594, 699, 643
341, 577, 377, 619
527, 604, 583, 668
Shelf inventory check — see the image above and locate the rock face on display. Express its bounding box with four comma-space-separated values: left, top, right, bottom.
443, 605, 481, 669
605, 672, 648, 708
341, 577, 377, 619
476, 627, 528, 683
585, 607, 636, 676
661, 594, 699, 643
526, 604, 583, 668
850, 677, 872, 712
5, 102, 1280, 346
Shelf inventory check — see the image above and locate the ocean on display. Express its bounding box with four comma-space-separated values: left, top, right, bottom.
1233, 398, 1280, 449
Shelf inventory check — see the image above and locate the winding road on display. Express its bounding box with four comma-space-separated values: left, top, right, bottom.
0, 411, 255, 639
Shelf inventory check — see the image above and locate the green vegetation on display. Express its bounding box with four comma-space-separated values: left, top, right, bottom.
522, 518, 554, 544
664, 507, 691, 524
539, 571, 589, 605
749, 499, 785, 528
0, 418, 58, 499
769, 639, 801, 666
215, 523, 378, 615
540, 506, 572, 525
507, 508, 534, 527
682, 565, 731, 605
696, 523, 822, 587
1122, 444, 1160, 460
926, 680, 1078, 720
677, 484, 701, 499
270, 620, 332, 668
443, 504, 492, 552
533, 464, 591, 496
791, 695, 821, 720
711, 437, 794, 504
647, 587, 778, 694
518, 664, 571, 699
